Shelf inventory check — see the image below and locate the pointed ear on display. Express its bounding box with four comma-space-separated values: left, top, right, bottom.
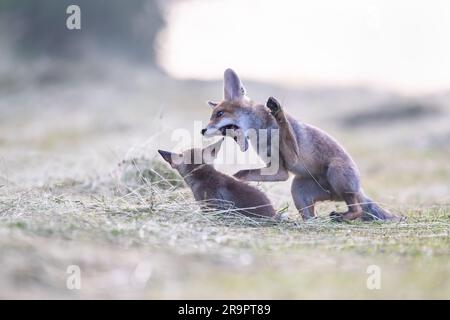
223, 68, 247, 101
207, 100, 218, 108
158, 150, 177, 166
203, 138, 224, 162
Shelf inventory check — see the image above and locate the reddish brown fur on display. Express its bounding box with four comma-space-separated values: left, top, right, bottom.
158, 141, 276, 218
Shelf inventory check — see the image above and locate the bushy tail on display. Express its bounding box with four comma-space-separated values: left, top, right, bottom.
360, 194, 401, 221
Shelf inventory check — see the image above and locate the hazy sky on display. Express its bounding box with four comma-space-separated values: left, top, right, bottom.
157, 0, 450, 94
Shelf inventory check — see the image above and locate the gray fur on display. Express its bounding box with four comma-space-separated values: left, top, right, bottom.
204, 69, 399, 222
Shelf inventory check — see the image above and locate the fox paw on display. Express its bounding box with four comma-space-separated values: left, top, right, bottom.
330, 211, 361, 222
266, 96, 282, 116
330, 211, 344, 222
233, 170, 249, 180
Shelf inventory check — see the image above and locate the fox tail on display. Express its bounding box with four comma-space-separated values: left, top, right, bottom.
360, 194, 402, 221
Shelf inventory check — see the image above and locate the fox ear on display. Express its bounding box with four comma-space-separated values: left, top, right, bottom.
203, 138, 224, 162
207, 100, 218, 108
223, 68, 247, 101
158, 150, 177, 166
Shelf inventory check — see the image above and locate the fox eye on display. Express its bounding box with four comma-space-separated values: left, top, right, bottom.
216, 111, 224, 118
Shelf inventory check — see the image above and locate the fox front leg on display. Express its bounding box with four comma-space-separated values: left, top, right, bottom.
234, 165, 289, 182
266, 97, 300, 160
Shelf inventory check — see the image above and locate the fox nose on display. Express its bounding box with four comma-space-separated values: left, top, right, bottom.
201, 128, 207, 135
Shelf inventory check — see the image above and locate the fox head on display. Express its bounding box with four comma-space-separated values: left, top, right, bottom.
158, 138, 224, 177
201, 69, 258, 151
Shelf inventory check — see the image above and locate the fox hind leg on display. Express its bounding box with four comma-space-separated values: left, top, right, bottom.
327, 160, 363, 221
291, 176, 331, 220
329, 193, 364, 222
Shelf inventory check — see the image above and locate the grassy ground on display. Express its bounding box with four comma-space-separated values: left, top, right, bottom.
0, 65, 449, 299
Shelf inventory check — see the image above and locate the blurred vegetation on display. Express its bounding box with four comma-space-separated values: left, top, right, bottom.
340, 100, 441, 128
0, 0, 164, 62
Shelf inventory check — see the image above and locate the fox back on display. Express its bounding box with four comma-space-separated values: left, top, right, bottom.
185, 164, 276, 218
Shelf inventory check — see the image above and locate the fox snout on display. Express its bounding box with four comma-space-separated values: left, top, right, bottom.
202, 120, 239, 137
201, 127, 216, 137
201, 125, 221, 137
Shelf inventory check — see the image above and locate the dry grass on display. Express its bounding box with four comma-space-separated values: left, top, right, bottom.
0, 158, 448, 299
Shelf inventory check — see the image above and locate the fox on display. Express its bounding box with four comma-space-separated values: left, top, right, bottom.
201, 68, 399, 222
158, 138, 276, 218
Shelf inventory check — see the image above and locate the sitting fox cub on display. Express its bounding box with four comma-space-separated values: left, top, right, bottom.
158, 139, 276, 218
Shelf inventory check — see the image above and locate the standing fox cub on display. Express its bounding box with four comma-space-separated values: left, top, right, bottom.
158, 139, 276, 218
202, 69, 399, 222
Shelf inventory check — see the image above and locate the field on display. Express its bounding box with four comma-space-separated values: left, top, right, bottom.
0, 63, 449, 299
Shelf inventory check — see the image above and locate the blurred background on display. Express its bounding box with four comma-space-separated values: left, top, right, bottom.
0, 0, 449, 299
0, 0, 448, 200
